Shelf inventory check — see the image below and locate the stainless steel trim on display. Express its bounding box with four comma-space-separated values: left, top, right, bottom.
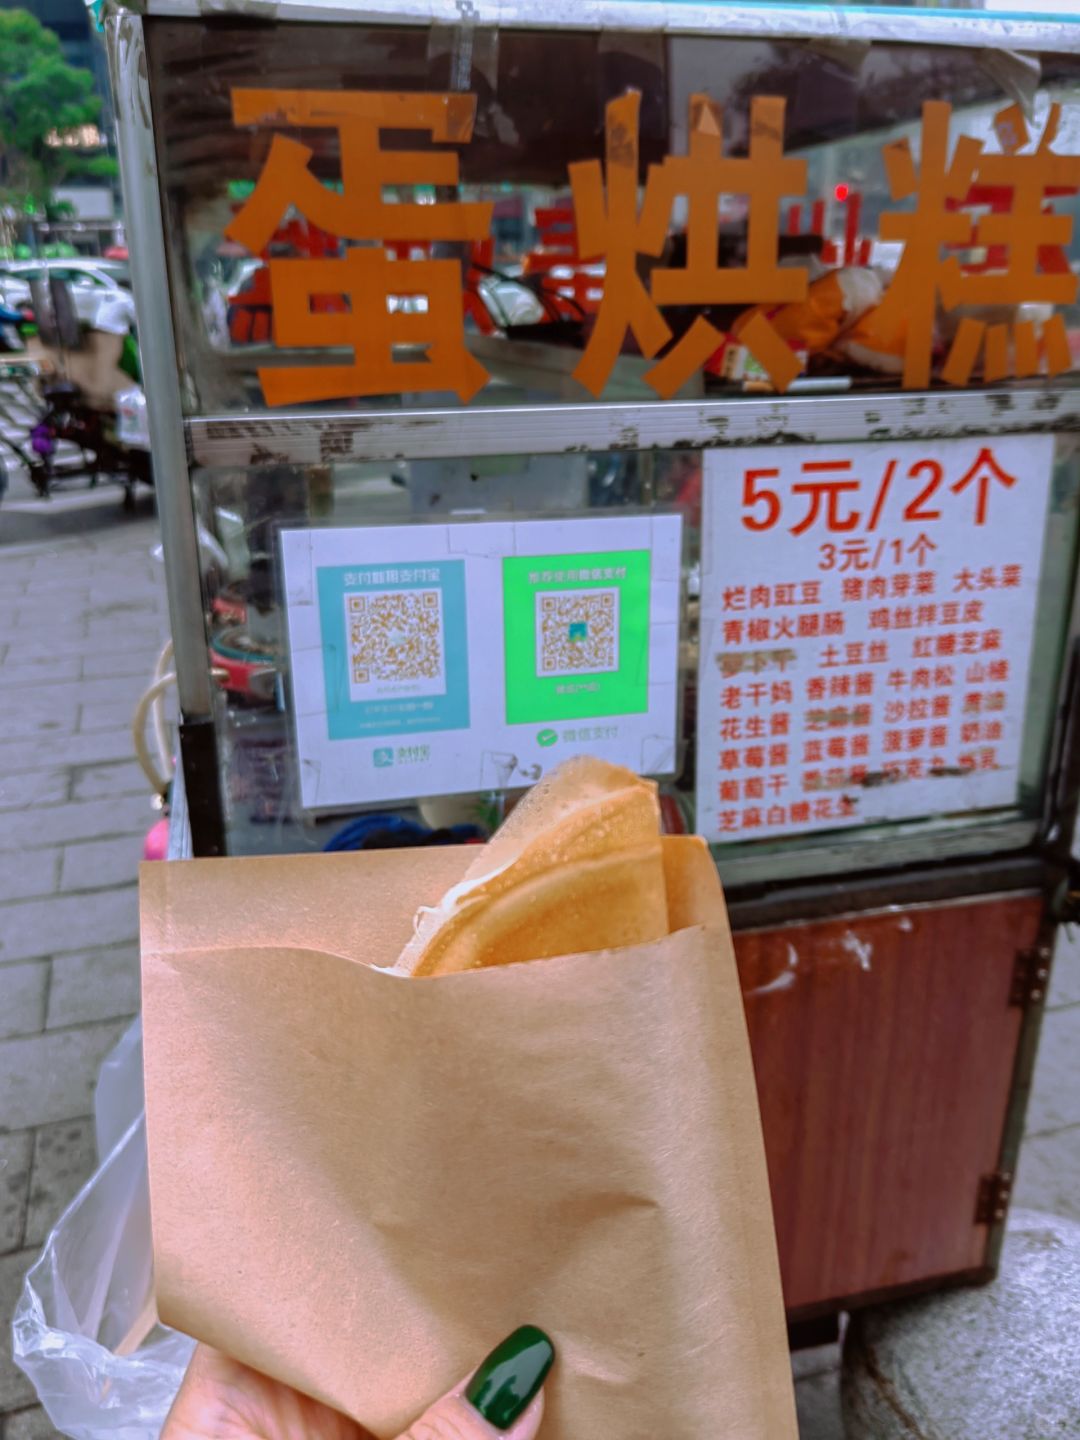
139, 0, 1080, 53
107, 13, 213, 718
715, 816, 1037, 889
187, 388, 1080, 468
730, 883, 1043, 934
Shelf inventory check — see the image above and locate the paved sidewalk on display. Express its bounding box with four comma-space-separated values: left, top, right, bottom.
1, 483, 1079, 1439
0, 484, 168, 1439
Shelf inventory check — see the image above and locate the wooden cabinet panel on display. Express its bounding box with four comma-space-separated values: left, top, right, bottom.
733, 893, 1043, 1315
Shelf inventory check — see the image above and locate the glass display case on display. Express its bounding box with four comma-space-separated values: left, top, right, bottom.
179, 440, 1080, 890
113, 5, 1080, 870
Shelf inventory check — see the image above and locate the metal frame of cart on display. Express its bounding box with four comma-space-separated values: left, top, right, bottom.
108, 0, 1080, 1330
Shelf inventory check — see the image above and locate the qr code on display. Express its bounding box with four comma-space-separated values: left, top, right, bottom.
535, 588, 619, 677
345, 589, 446, 699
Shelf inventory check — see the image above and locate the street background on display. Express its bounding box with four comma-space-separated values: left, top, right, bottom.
0, 473, 1078, 1439
1, 479, 165, 1440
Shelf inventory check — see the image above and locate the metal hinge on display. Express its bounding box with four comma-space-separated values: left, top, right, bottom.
976, 1170, 1013, 1226
1009, 946, 1052, 1008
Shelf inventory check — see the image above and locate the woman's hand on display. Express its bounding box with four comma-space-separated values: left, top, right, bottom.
160, 1346, 368, 1440
162, 1325, 554, 1440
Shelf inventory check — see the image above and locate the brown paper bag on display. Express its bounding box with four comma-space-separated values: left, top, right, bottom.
140, 842, 796, 1440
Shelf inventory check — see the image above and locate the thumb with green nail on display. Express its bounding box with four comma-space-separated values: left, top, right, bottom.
161, 1326, 555, 1440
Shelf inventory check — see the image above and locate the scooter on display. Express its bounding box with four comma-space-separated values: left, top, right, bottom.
29, 374, 153, 509
0, 361, 50, 503
0, 317, 52, 503
23, 274, 154, 509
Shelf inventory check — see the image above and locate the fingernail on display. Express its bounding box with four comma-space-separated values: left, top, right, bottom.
464, 1325, 555, 1431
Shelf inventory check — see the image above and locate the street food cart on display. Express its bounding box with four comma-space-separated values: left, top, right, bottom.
107, 0, 1080, 1337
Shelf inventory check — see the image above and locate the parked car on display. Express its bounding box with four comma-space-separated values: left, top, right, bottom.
0, 259, 131, 326
0, 257, 131, 289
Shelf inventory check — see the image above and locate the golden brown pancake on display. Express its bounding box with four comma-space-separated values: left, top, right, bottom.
399, 756, 670, 976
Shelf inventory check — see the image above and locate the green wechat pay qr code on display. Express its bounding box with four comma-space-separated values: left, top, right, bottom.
502, 549, 652, 724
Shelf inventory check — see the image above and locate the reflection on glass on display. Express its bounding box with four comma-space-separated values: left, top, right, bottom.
148, 21, 1080, 415
188, 444, 1075, 864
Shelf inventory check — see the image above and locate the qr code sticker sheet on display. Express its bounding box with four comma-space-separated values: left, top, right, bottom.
535, 588, 620, 676
346, 589, 447, 700
281, 515, 682, 809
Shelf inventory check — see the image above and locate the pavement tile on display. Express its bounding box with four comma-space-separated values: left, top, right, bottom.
0, 553, 30, 571
23, 1119, 97, 1249
38, 583, 107, 604
0, 1249, 38, 1411
83, 620, 167, 649
0, 773, 68, 814
1048, 928, 1080, 1011
0, 730, 136, 774
81, 651, 162, 680
1024, 1004, 1080, 1137
0, 886, 137, 965
0, 705, 77, 742
5, 636, 105, 664
0, 851, 60, 907
0, 659, 82, 687
4, 1405, 62, 1439
0, 557, 39, 577
69, 762, 149, 801
0, 1021, 128, 1130
0, 965, 48, 1042
6, 614, 84, 645
81, 598, 155, 625
0, 794, 152, 854
0, 1133, 32, 1254
1013, 1124, 1080, 1224
4, 677, 149, 712
47, 946, 140, 1029
78, 697, 145, 733
28, 548, 96, 569
86, 557, 160, 578
16, 576, 91, 596
60, 836, 143, 893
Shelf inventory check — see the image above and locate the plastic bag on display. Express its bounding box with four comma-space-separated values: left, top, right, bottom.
115, 386, 150, 452
12, 1020, 194, 1439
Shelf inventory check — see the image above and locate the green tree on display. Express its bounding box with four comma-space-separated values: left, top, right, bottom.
0, 8, 116, 215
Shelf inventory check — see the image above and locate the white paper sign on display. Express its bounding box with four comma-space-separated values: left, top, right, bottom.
697, 435, 1053, 843
281, 514, 682, 809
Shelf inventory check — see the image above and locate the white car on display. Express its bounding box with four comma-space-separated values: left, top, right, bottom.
0, 259, 131, 327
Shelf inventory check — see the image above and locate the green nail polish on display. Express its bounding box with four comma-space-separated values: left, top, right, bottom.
465, 1325, 555, 1431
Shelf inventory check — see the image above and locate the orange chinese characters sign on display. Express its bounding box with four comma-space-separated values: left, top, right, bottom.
223, 86, 1080, 406
569, 92, 807, 398
875, 100, 1080, 389
225, 89, 492, 405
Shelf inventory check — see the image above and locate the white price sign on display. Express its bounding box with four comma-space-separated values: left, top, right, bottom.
696, 435, 1053, 843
